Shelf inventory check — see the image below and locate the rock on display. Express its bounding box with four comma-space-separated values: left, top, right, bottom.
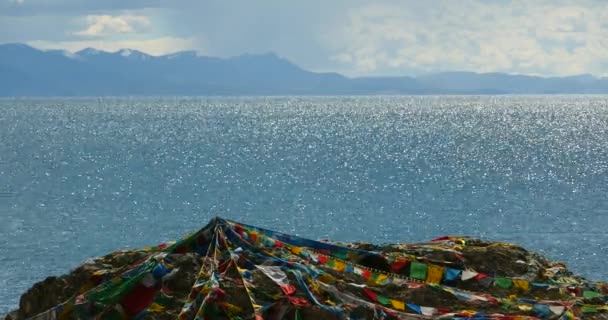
4, 218, 607, 320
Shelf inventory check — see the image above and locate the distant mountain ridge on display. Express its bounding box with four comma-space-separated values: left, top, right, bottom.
1, 43, 607, 96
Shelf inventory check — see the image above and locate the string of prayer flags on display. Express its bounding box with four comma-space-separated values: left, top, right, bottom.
364, 288, 405, 311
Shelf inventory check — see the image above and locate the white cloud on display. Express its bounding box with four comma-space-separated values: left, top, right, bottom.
324, 0, 608, 76
28, 37, 202, 56
4, 1, 608, 76
74, 14, 150, 37
8, 0, 24, 4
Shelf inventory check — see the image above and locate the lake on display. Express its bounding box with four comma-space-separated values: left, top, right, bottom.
1, 96, 608, 313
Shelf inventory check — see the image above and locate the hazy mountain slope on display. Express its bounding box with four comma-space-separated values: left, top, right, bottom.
1, 44, 607, 96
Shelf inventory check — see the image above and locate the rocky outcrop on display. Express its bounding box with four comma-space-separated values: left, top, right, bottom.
4, 219, 607, 320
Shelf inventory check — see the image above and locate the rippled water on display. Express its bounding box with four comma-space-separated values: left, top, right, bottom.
1, 96, 608, 313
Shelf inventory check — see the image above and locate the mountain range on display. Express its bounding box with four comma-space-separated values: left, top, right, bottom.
1, 43, 607, 96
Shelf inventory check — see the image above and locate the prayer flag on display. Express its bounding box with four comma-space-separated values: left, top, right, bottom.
512, 279, 529, 291
407, 303, 422, 314
420, 307, 437, 316
444, 268, 461, 282
410, 262, 427, 281
495, 277, 512, 289
426, 264, 444, 284
461, 270, 478, 281
583, 291, 602, 299
391, 299, 405, 310
376, 294, 392, 306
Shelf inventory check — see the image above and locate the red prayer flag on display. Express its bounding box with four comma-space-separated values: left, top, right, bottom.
474, 273, 490, 280
280, 285, 296, 296
391, 259, 408, 272
363, 288, 378, 302
317, 255, 328, 264
362, 269, 371, 279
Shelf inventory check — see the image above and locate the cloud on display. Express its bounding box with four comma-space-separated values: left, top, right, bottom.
324, 0, 608, 76
74, 14, 150, 37
8, 0, 25, 4
28, 36, 202, 56
2, 0, 608, 76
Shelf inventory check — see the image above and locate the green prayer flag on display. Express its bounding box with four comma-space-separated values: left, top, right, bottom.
376, 294, 392, 306
370, 272, 379, 282
410, 262, 427, 281
494, 277, 512, 289
327, 259, 336, 268
583, 291, 602, 299
334, 251, 347, 260
581, 306, 598, 313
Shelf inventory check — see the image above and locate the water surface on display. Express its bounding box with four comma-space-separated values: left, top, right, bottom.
1, 96, 608, 312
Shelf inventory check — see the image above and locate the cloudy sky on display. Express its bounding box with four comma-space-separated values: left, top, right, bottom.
1, 0, 607, 77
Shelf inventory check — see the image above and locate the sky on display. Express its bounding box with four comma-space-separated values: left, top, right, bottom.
1, 0, 607, 77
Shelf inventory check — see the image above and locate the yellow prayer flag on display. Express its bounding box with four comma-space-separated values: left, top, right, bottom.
376, 273, 388, 285
224, 303, 243, 314
291, 246, 302, 255
318, 273, 336, 284
512, 279, 529, 291
517, 305, 533, 311
147, 303, 166, 312
426, 264, 445, 284
391, 299, 405, 310
334, 260, 346, 272
460, 310, 477, 316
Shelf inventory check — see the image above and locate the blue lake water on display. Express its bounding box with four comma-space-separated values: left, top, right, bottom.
1, 96, 608, 313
